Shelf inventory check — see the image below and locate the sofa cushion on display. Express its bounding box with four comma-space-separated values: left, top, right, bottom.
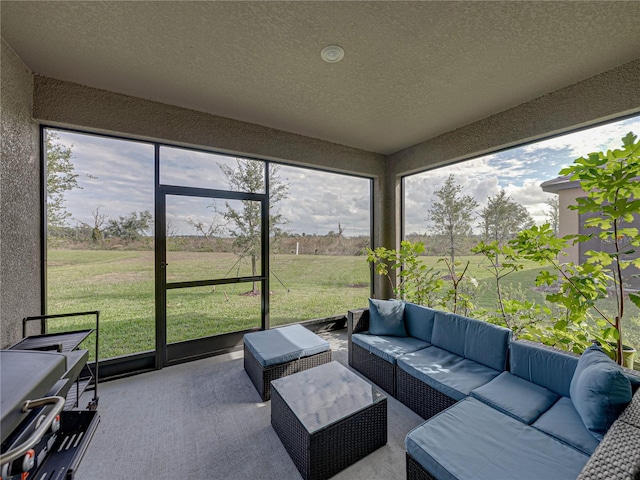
406, 397, 589, 480
397, 346, 501, 401
533, 396, 601, 456
471, 371, 559, 424
431, 312, 510, 371
368, 298, 406, 337
351, 332, 430, 364
243, 324, 330, 367
431, 311, 466, 357
463, 316, 511, 371
404, 303, 436, 343
510, 340, 578, 397
570, 345, 632, 440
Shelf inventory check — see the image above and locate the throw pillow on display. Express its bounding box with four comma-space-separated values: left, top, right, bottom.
368, 298, 406, 337
570, 344, 632, 440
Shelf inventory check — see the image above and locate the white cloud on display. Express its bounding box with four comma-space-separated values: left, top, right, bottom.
403, 114, 640, 234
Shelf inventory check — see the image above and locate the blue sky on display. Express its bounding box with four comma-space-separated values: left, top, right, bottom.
404, 114, 640, 234
53, 114, 639, 238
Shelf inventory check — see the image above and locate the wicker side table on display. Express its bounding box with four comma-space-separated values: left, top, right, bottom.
271, 361, 387, 480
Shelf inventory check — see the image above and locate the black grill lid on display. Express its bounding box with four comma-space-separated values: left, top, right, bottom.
1, 350, 67, 444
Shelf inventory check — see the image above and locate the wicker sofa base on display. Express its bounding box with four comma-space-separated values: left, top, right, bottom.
272, 384, 387, 480
243, 345, 331, 401
397, 366, 458, 419
406, 452, 436, 480
350, 341, 396, 395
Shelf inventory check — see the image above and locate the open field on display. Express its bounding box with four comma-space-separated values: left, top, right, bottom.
46, 250, 640, 360
46, 250, 371, 359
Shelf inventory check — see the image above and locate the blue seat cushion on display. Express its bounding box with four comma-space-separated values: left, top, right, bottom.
351, 332, 430, 364
471, 371, 559, 424
403, 303, 436, 343
533, 396, 601, 456
397, 346, 501, 401
510, 340, 578, 397
368, 298, 407, 337
570, 345, 632, 440
406, 397, 589, 480
243, 324, 330, 367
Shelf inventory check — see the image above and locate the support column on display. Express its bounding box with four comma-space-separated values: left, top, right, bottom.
371, 159, 401, 300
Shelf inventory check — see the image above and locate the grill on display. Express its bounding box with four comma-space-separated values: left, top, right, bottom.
1, 313, 101, 480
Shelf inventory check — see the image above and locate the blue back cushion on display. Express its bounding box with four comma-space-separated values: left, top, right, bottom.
431, 312, 510, 371
570, 345, 632, 440
510, 341, 578, 397
464, 317, 511, 371
368, 298, 407, 337
404, 303, 436, 343
431, 312, 466, 357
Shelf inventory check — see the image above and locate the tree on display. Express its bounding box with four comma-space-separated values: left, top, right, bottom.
76, 207, 107, 244
104, 210, 153, 242
545, 196, 560, 236
427, 174, 478, 269
46, 132, 79, 228
478, 189, 534, 246
187, 213, 224, 239
219, 159, 289, 293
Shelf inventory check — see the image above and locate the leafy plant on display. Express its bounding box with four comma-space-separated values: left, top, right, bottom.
511, 132, 640, 363
366, 240, 480, 313
472, 241, 522, 321
473, 239, 603, 352
438, 257, 475, 314
560, 131, 640, 363
367, 240, 443, 306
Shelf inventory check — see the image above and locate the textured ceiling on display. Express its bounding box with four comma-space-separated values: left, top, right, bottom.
2, 1, 640, 154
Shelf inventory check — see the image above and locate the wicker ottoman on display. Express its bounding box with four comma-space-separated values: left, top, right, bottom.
243, 324, 331, 401
271, 361, 387, 480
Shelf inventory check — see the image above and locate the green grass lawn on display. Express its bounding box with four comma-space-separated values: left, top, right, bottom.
47, 250, 371, 359
46, 250, 640, 360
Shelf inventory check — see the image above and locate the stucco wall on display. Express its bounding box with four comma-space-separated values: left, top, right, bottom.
32, 76, 386, 178
0, 40, 40, 348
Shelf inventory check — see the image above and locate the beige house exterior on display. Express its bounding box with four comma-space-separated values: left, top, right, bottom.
541, 176, 640, 289
541, 176, 582, 264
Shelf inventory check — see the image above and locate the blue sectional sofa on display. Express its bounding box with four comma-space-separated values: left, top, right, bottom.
347, 300, 640, 480
348, 300, 511, 418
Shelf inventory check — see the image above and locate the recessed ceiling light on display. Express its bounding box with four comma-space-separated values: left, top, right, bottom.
321, 45, 344, 63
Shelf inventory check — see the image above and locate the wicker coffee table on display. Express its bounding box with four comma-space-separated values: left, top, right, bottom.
271, 361, 387, 480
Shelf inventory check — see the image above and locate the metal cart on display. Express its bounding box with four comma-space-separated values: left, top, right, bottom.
9, 311, 100, 410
